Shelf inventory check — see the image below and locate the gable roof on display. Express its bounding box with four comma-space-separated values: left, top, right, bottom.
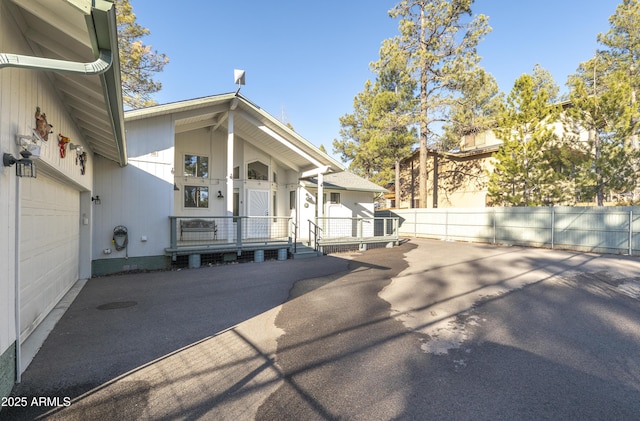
302, 171, 387, 193
4, 0, 127, 166
125, 93, 346, 174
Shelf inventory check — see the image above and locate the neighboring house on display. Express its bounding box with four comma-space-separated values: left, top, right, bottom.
1, 0, 124, 399
92, 93, 388, 274
391, 130, 502, 209
389, 109, 616, 209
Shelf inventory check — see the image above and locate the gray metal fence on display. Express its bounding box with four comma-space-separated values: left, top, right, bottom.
376, 207, 640, 256
310, 217, 400, 253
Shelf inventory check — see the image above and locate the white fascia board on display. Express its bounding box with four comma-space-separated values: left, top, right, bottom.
300, 166, 331, 178
241, 112, 325, 168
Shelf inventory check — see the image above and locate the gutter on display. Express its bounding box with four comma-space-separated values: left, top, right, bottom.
0, 0, 127, 167
89, 0, 128, 167
0, 49, 112, 74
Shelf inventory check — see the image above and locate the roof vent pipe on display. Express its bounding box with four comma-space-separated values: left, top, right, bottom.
0, 49, 112, 75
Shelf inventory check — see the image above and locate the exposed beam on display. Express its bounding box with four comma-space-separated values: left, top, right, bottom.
240, 113, 324, 168
175, 117, 221, 134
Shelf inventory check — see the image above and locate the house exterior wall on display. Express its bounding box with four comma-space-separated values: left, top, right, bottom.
297, 186, 377, 240
396, 150, 496, 209
173, 126, 294, 219
1, 1, 96, 395
91, 116, 175, 275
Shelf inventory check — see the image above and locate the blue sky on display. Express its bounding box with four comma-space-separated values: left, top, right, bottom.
132, 0, 621, 157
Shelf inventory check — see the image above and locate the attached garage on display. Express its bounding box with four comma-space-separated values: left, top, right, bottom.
19, 175, 80, 342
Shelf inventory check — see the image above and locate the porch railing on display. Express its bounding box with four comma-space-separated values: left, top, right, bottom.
308, 219, 323, 251
169, 216, 292, 250
314, 217, 399, 246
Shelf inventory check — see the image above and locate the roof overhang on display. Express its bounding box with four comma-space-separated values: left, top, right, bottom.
301, 171, 388, 194
5, 0, 127, 166
125, 93, 345, 174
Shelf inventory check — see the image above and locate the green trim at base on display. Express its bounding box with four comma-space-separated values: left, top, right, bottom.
92, 255, 170, 277
0, 342, 16, 401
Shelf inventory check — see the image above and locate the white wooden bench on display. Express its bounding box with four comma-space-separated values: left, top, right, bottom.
180, 219, 217, 240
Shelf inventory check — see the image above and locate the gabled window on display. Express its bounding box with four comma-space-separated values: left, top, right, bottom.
184, 154, 209, 178
247, 161, 268, 180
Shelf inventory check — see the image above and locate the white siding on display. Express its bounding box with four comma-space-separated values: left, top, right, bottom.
1, 1, 94, 355
92, 155, 173, 260
20, 175, 79, 341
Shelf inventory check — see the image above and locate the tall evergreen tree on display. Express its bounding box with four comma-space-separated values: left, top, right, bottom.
334, 38, 416, 188
116, 0, 169, 109
564, 0, 640, 205
531, 63, 561, 103
488, 74, 566, 206
441, 66, 503, 151
390, 0, 491, 207
567, 68, 640, 205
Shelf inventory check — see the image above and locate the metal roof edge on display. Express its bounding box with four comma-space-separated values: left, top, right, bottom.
234, 94, 347, 172
124, 92, 237, 121
88, 0, 127, 166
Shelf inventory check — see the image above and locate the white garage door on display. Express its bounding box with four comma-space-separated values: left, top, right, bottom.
19, 174, 80, 342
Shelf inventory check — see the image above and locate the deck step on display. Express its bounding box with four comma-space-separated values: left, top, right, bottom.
292, 244, 322, 259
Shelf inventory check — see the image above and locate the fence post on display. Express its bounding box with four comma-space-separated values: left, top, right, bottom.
630, 210, 633, 256
445, 209, 449, 241
170, 217, 177, 249
493, 208, 496, 244
551, 208, 555, 249
236, 217, 242, 248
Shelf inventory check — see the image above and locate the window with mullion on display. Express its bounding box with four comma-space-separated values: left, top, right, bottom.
184, 154, 209, 178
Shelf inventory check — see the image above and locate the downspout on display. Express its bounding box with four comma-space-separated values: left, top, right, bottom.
14, 176, 21, 383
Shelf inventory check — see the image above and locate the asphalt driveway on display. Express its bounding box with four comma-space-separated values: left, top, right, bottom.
2, 239, 640, 420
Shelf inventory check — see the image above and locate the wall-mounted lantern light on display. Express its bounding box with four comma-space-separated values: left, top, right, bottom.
217, 190, 224, 199
91, 195, 101, 204
3, 150, 36, 178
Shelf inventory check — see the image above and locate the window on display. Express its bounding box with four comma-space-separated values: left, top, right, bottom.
233, 190, 239, 222
184, 154, 208, 178
273, 192, 277, 222
289, 191, 296, 210
247, 161, 268, 180
273, 171, 278, 184
184, 186, 209, 208
233, 166, 240, 179
330, 192, 341, 204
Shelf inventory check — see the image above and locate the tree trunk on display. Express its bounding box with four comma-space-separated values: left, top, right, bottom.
395, 159, 401, 209
419, 9, 428, 208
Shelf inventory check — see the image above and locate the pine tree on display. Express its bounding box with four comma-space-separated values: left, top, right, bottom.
441, 66, 503, 151
390, 0, 491, 207
488, 74, 566, 206
334, 39, 416, 187
567, 68, 640, 205
116, 0, 169, 109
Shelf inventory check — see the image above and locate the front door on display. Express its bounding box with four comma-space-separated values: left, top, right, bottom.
247, 190, 269, 238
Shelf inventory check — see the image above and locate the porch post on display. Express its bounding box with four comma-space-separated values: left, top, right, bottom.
226, 110, 235, 242
317, 171, 324, 221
